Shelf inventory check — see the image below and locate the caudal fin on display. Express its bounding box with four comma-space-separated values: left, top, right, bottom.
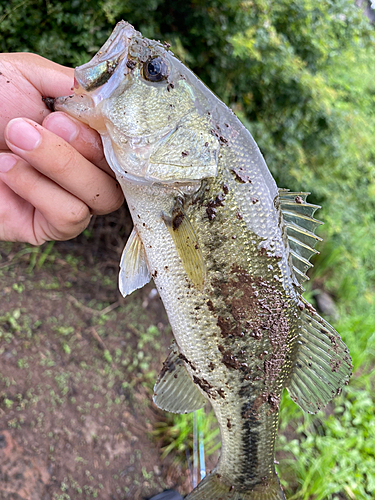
185, 471, 285, 500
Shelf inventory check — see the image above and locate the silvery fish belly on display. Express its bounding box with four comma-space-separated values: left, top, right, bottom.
55, 21, 352, 500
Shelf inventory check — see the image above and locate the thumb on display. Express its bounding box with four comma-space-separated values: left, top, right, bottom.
14, 52, 75, 98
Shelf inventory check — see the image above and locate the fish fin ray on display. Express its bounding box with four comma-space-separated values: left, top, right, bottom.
279, 189, 322, 285
163, 207, 206, 289
119, 227, 151, 297
292, 264, 310, 283
185, 470, 285, 500
288, 236, 319, 262
153, 342, 206, 414
286, 302, 352, 413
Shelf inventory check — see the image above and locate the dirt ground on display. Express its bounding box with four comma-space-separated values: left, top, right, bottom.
0, 209, 194, 500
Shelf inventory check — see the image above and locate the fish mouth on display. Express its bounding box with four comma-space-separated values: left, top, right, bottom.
54, 21, 137, 116
74, 21, 135, 95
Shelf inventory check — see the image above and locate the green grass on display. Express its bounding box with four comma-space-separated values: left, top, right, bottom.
152, 407, 220, 463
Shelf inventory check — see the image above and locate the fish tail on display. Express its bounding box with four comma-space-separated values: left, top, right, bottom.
185, 471, 285, 500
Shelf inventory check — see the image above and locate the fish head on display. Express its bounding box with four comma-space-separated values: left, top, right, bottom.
55, 21, 220, 186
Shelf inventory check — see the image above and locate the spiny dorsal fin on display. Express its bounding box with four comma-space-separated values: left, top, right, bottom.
163, 206, 206, 289
153, 342, 206, 414
119, 227, 151, 298
279, 189, 322, 284
286, 300, 352, 413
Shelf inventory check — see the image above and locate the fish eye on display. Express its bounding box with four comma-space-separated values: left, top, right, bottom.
143, 56, 169, 82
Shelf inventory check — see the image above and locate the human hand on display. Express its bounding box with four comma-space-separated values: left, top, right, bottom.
0, 53, 124, 245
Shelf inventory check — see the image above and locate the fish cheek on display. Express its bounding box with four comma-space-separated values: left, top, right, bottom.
103, 77, 192, 138
147, 112, 220, 182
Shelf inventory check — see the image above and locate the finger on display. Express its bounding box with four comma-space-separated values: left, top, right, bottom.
4, 118, 124, 215
42, 112, 113, 176
0, 177, 36, 244
12, 53, 74, 98
0, 153, 91, 244
0, 54, 75, 150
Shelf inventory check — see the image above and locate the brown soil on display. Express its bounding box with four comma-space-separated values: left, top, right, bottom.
0, 209, 193, 500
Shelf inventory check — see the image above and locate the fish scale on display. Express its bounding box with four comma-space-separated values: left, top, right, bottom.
55, 20, 352, 500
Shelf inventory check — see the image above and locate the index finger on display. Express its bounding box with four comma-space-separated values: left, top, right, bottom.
4, 118, 124, 215
42, 112, 113, 176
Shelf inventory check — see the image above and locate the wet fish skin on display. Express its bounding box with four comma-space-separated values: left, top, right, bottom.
55, 21, 352, 500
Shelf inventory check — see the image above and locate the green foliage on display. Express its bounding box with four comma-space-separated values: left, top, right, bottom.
152, 407, 220, 462
278, 384, 375, 500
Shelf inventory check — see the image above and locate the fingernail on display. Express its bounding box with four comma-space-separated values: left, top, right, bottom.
0, 154, 17, 173
44, 112, 79, 143
6, 119, 42, 151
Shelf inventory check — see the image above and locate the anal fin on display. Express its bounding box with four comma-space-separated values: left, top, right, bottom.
119, 227, 151, 297
153, 342, 206, 414
287, 301, 352, 413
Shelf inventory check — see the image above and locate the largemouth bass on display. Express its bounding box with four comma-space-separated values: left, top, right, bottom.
55, 21, 352, 500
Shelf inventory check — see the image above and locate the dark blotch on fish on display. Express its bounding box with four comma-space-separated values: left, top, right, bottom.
231, 167, 252, 183
42, 96, 55, 112
207, 300, 215, 312
172, 211, 185, 230
178, 353, 196, 371
193, 375, 214, 396
126, 59, 137, 70
159, 356, 176, 379
222, 351, 240, 370
206, 206, 217, 221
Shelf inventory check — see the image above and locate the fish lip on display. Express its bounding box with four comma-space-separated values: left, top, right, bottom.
53, 22, 137, 113
75, 21, 136, 91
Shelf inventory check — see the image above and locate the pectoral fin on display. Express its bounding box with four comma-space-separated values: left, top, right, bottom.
163, 207, 206, 289
153, 342, 206, 414
286, 301, 352, 413
119, 227, 151, 297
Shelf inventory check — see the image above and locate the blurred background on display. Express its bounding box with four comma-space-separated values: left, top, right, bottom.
0, 1, 374, 499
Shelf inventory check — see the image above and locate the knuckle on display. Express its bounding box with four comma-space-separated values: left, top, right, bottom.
93, 185, 124, 215
56, 201, 90, 236
50, 144, 77, 177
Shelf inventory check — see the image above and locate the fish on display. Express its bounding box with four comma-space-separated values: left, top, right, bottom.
54, 21, 352, 500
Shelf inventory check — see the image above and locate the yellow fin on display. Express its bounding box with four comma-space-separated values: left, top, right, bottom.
163, 207, 206, 289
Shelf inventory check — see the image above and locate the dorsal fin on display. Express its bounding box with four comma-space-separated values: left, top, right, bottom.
279, 189, 323, 284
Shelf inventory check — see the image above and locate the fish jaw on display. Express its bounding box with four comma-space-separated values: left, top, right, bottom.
54, 21, 137, 134
74, 21, 134, 96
